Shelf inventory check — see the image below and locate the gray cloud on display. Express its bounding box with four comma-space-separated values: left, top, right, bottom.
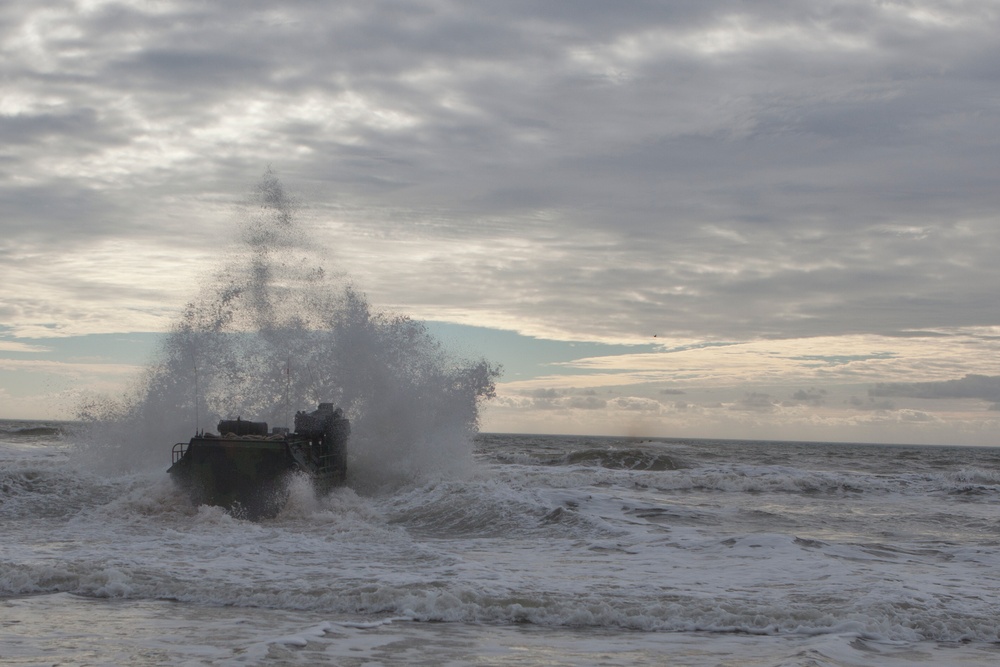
790, 388, 827, 406
732, 392, 777, 413
2, 1, 1000, 346
526, 388, 559, 403
609, 396, 662, 412
870, 374, 1000, 404
849, 396, 896, 412
0, 108, 115, 146
509, 387, 609, 411
565, 395, 607, 410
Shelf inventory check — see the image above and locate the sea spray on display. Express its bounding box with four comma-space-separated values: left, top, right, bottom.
76, 171, 499, 489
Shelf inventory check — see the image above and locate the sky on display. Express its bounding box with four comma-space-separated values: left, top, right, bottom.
3, 1, 1000, 444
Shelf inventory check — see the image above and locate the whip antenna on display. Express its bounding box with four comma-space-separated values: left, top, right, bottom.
191, 344, 201, 434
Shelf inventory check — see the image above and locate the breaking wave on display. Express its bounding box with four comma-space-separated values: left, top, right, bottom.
73, 171, 499, 489
0, 425, 64, 439
561, 447, 681, 471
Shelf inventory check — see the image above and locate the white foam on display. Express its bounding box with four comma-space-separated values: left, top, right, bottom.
7, 428, 1000, 667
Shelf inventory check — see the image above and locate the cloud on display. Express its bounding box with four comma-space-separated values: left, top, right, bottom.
870, 374, 1000, 403
0, 340, 51, 353
565, 395, 607, 410
609, 396, 662, 412
848, 396, 896, 411
504, 387, 611, 411
4, 1, 1000, 443
501, 332, 1000, 393
732, 392, 778, 413
0, 357, 143, 377
528, 388, 559, 399
789, 388, 826, 405
0, 1, 998, 345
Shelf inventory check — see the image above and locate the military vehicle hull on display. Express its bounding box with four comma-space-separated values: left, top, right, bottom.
168, 404, 349, 519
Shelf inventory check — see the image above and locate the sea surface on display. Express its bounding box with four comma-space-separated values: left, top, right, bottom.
3, 419, 1000, 666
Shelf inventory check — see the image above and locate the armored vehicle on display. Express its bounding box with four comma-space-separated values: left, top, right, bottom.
168, 403, 349, 518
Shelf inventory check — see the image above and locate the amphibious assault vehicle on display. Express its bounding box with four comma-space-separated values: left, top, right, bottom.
168, 403, 350, 518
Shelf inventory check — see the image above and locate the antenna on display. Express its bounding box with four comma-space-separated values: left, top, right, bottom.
191, 344, 201, 434
285, 356, 291, 429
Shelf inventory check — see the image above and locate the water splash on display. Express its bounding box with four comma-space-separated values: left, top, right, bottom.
77, 171, 499, 489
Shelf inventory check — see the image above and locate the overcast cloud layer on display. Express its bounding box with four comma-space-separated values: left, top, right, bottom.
3, 1, 1000, 442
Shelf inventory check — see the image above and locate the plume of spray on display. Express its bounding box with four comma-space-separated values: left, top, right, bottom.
76, 171, 500, 490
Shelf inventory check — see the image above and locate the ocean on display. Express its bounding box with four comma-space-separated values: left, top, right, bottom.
2, 420, 1000, 666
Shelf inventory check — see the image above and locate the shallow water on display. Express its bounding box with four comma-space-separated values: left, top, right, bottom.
6, 594, 1000, 666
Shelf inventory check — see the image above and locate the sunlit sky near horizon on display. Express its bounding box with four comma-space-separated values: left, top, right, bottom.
4, 1, 1000, 444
